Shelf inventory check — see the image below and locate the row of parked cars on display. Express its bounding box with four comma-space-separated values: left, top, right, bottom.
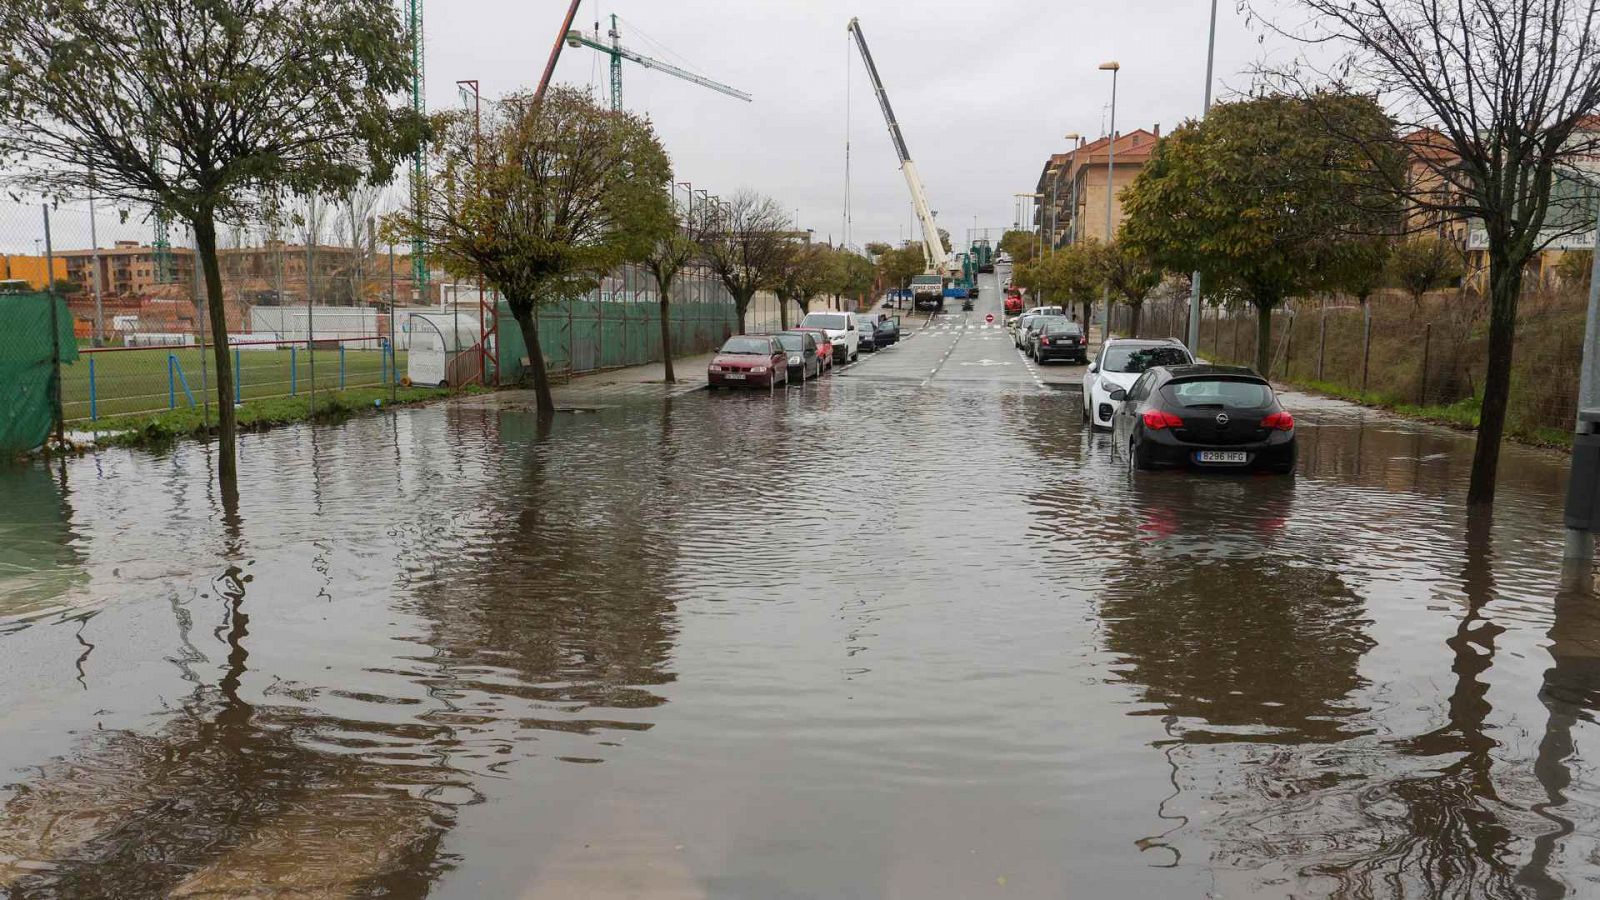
706, 311, 902, 389
998, 302, 1298, 474
1007, 306, 1090, 364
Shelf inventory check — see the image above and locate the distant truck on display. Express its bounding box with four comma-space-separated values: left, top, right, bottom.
911, 274, 945, 312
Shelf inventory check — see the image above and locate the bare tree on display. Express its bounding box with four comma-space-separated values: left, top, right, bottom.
701, 190, 792, 334
334, 184, 387, 305
640, 197, 709, 384
1260, 0, 1600, 506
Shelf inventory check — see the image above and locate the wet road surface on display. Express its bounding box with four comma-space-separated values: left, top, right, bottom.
3, 271, 1600, 897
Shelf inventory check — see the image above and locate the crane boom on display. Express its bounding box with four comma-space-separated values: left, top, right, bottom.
847, 17, 948, 275
565, 27, 752, 108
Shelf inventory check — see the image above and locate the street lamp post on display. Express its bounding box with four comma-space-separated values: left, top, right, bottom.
1062, 133, 1082, 251
1188, 0, 1220, 351
1099, 61, 1120, 334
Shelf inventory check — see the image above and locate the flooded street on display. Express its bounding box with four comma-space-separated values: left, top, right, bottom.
4, 294, 1600, 897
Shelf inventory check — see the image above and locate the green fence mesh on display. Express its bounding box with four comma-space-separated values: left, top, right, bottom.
0, 292, 76, 454
495, 296, 738, 383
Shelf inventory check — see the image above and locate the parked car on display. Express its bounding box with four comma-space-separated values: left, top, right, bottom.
794, 327, 834, 374
874, 317, 900, 346
1003, 289, 1024, 316
1110, 364, 1296, 474
798, 311, 861, 363
776, 330, 825, 381
857, 319, 880, 352
707, 335, 789, 389
1023, 305, 1067, 318
1033, 320, 1088, 364
1012, 313, 1040, 346
1020, 315, 1068, 355
1083, 338, 1195, 429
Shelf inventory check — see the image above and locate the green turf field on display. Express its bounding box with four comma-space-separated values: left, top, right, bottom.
62, 346, 406, 421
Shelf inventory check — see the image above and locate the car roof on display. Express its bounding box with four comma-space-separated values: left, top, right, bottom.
1158, 363, 1264, 380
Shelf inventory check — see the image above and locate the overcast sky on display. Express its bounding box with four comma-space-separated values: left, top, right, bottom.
3, 0, 1299, 255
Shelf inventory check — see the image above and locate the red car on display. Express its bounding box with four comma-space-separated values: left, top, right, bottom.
793, 327, 835, 373
1003, 288, 1025, 316
708, 335, 789, 389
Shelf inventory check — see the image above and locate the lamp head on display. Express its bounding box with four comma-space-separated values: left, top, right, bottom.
1098, 61, 1121, 72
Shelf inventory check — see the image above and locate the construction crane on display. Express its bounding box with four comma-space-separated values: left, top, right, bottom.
565, 15, 751, 111
847, 17, 949, 277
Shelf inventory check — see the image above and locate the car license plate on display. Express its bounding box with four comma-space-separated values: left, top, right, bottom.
724, 372, 745, 381
1197, 450, 1248, 464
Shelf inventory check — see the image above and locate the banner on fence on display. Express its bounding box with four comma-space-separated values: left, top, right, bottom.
0, 292, 76, 454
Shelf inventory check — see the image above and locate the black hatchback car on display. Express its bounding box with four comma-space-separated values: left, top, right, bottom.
1033, 320, 1088, 364
1109, 364, 1296, 474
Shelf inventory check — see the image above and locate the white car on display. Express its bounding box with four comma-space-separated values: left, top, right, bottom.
1082, 338, 1196, 430
798, 311, 861, 363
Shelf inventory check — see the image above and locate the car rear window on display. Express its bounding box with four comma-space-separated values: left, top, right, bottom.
1044, 323, 1080, 335
720, 337, 772, 354
1103, 345, 1191, 373
776, 334, 805, 351
1165, 379, 1273, 408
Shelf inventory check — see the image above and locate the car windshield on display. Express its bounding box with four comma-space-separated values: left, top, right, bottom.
801, 313, 848, 330
876, 320, 895, 329
720, 337, 772, 355
1165, 379, 1273, 408
776, 334, 806, 351
1102, 345, 1190, 373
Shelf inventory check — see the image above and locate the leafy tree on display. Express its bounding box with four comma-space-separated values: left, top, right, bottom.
702, 190, 791, 334
876, 242, 924, 297
0, 0, 427, 493
640, 201, 708, 384
1326, 234, 1394, 309
834, 249, 877, 309
1388, 236, 1464, 309
1016, 242, 1101, 321
1121, 92, 1401, 375
998, 228, 1036, 265
49, 278, 81, 295
1558, 250, 1593, 291
774, 242, 833, 328
863, 241, 892, 257
1267, 0, 1600, 504
396, 87, 671, 414
1100, 242, 1162, 336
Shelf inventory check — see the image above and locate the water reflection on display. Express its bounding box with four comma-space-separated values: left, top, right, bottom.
0, 459, 84, 631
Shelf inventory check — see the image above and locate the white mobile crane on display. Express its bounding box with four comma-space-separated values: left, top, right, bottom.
848, 17, 951, 311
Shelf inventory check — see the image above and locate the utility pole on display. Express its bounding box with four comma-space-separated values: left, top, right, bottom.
1188, 0, 1219, 351
88, 181, 105, 347
306, 194, 316, 417
1563, 189, 1600, 561
1099, 61, 1120, 334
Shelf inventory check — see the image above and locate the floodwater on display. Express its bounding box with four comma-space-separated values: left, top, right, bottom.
3, 310, 1600, 897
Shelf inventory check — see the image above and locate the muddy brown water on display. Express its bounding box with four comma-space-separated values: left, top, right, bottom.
2, 378, 1599, 898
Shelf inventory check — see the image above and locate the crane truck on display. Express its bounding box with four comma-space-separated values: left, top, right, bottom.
849, 17, 952, 313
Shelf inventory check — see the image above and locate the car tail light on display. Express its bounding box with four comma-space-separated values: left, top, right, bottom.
1261, 411, 1294, 431
1142, 410, 1185, 430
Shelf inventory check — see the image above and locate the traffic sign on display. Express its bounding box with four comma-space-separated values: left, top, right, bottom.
984, 313, 995, 324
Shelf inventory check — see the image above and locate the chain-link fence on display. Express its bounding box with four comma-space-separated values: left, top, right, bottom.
1, 198, 760, 444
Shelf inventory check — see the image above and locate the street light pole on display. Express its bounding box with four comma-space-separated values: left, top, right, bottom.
1063, 133, 1082, 250
1188, 0, 1219, 351
1099, 61, 1121, 334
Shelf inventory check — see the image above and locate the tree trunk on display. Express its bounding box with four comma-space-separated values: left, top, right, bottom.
1255, 303, 1273, 377
191, 210, 237, 502
735, 291, 750, 334
1081, 301, 1091, 334
1468, 247, 1524, 507
778, 293, 789, 330
1130, 302, 1142, 338
512, 303, 554, 415
658, 286, 675, 384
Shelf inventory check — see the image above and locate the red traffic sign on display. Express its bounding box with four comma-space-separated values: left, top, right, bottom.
984, 313, 995, 324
